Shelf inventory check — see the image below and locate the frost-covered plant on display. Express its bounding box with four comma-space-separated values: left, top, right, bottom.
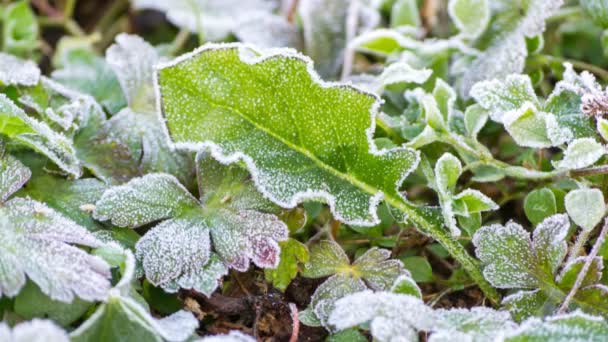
4, 0, 608, 340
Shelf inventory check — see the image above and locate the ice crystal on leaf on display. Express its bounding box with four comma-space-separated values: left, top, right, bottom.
0, 52, 40, 86
460, 0, 564, 96
504, 310, 608, 341
300, 240, 410, 327
0, 319, 69, 342
0, 152, 31, 203
329, 290, 517, 342
0, 94, 81, 177
0, 197, 111, 302
132, 0, 277, 42
156, 43, 420, 227
71, 246, 198, 342
552, 138, 606, 170
565, 188, 606, 231
95, 154, 288, 295
473, 214, 570, 289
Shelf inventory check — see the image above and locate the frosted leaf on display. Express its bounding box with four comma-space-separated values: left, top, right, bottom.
422, 93, 448, 132
390, 273, 422, 298
532, 213, 569, 275
557, 257, 604, 290
299, 0, 378, 78
135, 217, 211, 286
132, 0, 277, 42
264, 238, 309, 291
71, 295, 198, 342
302, 240, 350, 278
308, 274, 367, 328
163, 254, 228, 297
502, 289, 548, 322
234, 14, 301, 49
435, 153, 462, 193
474, 214, 569, 289
554, 62, 602, 97
328, 290, 435, 339
504, 310, 608, 341
196, 331, 256, 342
352, 247, 405, 291
470, 74, 539, 123
377, 61, 433, 88
431, 307, 516, 342
565, 188, 606, 231
452, 189, 498, 215
0, 197, 111, 302
157, 43, 421, 228
0, 94, 81, 177
196, 152, 276, 213
464, 104, 489, 139
51, 37, 126, 114
460, 0, 564, 96
0, 319, 69, 342
448, 0, 490, 39
211, 209, 288, 271
552, 138, 606, 170
545, 88, 596, 139
0, 52, 40, 86
0, 153, 31, 203
433, 79, 457, 121
94, 173, 200, 228
473, 221, 537, 288
106, 34, 158, 112
502, 103, 573, 148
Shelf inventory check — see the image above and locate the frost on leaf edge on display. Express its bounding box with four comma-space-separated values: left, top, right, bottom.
153, 42, 421, 227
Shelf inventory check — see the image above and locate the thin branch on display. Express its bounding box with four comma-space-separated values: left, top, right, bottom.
340, 0, 360, 81
558, 218, 608, 314
288, 303, 299, 342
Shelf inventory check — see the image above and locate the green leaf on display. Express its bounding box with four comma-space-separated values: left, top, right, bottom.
503, 103, 572, 148
502, 289, 550, 322
390, 273, 422, 298
524, 188, 557, 225
0, 94, 81, 177
264, 238, 309, 291
305, 274, 367, 328
598, 118, 608, 141
473, 214, 570, 289
470, 74, 540, 124
565, 188, 606, 231
352, 247, 405, 290
545, 89, 596, 139
2, 0, 39, 56
552, 138, 605, 170
557, 257, 603, 290
448, 0, 490, 38
302, 240, 350, 278
0, 152, 30, 203
582, 0, 608, 28
460, 0, 563, 95
70, 248, 198, 342
51, 37, 126, 114
327, 328, 367, 342
464, 104, 489, 139
94, 173, 200, 228
435, 153, 462, 193
0, 197, 111, 302
452, 189, 498, 215
19, 175, 106, 230
401, 256, 433, 283
156, 43, 419, 227
14, 282, 92, 327
433, 307, 517, 341
0, 52, 40, 86
505, 311, 608, 341
390, 0, 420, 28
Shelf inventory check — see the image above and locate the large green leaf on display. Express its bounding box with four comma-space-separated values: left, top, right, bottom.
156, 43, 499, 302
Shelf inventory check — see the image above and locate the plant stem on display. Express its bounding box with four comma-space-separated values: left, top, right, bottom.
385, 196, 500, 305
566, 227, 594, 265
170, 28, 191, 56
558, 219, 608, 314
532, 55, 608, 82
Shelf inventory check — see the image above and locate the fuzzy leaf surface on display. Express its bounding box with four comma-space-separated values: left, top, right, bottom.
157, 44, 419, 227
